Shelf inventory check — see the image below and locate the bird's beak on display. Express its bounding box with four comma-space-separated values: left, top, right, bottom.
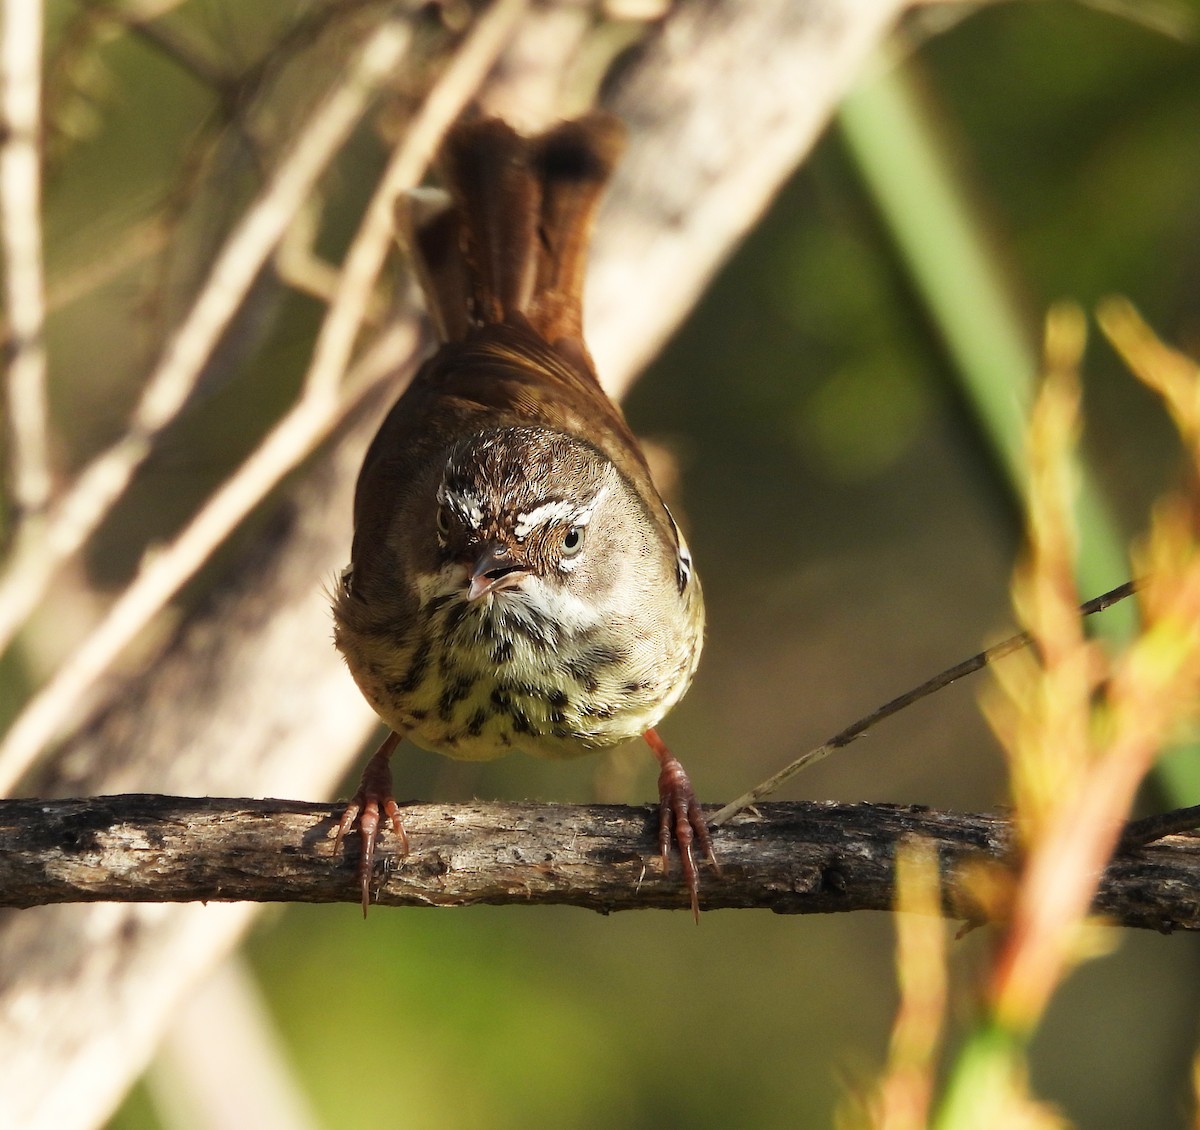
466, 542, 529, 602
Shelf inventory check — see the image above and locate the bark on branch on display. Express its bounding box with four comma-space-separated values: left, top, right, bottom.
3, 795, 1198, 930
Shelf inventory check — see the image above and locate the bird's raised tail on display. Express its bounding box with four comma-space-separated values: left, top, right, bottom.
396, 113, 626, 351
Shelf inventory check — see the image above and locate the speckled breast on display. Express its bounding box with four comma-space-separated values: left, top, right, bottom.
354, 589, 699, 762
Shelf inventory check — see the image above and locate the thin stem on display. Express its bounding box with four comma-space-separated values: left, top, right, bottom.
710, 580, 1141, 827
0, 0, 51, 519
839, 59, 1132, 614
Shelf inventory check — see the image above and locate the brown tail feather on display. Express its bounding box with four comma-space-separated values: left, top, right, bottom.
529, 113, 625, 345
401, 114, 625, 348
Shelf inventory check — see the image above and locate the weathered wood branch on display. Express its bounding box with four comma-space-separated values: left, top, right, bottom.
3, 795, 1198, 930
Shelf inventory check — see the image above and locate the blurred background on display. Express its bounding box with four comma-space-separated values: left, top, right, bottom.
17, 1, 1200, 1126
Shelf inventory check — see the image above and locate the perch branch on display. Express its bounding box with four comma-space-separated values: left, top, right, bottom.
3, 795, 1198, 931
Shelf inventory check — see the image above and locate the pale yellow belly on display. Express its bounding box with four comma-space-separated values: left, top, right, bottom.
340, 590, 697, 762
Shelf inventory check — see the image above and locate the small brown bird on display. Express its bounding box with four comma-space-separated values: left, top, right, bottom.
332, 112, 714, 915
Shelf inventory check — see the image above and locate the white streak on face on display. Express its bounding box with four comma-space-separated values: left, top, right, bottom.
438, 484, 484, 528
514, 484, 610, 542
568, 483, 608, 530
513, 500, 575, 541
495, 575, 606, 635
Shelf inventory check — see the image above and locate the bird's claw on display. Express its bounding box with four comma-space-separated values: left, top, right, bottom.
653, 742, 718, 923
334, 735, 407, 915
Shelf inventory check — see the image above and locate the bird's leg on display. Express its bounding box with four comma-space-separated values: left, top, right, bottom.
334, 730, 408, 915
644, 727, 718, 922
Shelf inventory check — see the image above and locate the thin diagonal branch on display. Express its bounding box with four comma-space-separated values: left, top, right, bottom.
301, 0, 530, 403
711, 580, 1142, 826
0, 318, 417, 795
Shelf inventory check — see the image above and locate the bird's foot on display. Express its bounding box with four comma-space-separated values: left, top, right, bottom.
644, 728, 718, 922
333, 732, 408, 915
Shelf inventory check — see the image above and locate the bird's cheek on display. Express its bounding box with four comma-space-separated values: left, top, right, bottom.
568, 546, 623, 602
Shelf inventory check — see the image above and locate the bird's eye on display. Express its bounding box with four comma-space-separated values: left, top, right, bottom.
436, 505, 451, 536
561, 525, 586, 558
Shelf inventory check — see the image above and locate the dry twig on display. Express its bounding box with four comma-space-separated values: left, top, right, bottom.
3, 794, 1199, 931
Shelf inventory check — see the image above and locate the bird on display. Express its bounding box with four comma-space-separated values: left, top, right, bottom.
332, 111, 715, 917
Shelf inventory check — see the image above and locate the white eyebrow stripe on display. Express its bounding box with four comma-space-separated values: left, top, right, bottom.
513, 500, 574, 540
514, 485, 609, 540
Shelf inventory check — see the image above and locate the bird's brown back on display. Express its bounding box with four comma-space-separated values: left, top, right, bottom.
357, 113, 663, 549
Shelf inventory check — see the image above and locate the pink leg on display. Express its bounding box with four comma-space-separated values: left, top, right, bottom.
333, 731, 408, 916
644, 728, 718, 922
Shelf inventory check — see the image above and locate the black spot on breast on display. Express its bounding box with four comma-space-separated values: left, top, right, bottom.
510, 706, 535, 735
491, 637, 514, 664
621, 679, 652, 695
439, 646, 467, 677
580, 702, 616, 720
548, 688, 568, 709
512, 613, 559, 650
389, 639, 432, 696
582, 642, 624, 668
467, 708, 490, 736
444, 602, 472, 635
563, 642, 626, 695
438, 675, 475, 720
